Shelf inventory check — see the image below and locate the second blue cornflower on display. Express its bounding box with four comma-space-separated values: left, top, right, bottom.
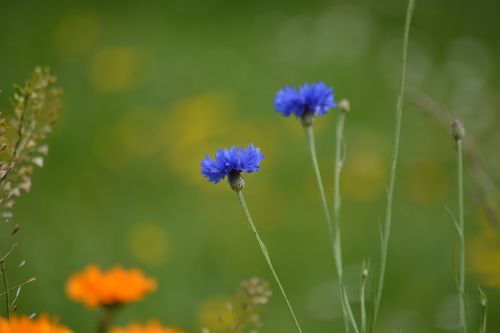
274, 82, 336, 126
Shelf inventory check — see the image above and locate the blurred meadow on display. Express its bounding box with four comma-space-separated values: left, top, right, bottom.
1, 0, 500, 332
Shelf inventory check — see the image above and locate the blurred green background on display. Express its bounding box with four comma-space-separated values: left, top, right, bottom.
1, 0, 500, 332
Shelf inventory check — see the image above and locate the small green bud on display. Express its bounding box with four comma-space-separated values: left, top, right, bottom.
451, 119, 465, 141
339, 99, 350, 113
361, 268, 368, 280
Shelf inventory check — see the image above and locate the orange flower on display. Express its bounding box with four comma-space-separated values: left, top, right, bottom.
66, 265, 157, 308
0, 315, 73, 333
111, 321, 183, 333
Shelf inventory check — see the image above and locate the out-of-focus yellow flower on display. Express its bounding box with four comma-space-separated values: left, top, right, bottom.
161, 92, 236, 186
469, 207, 500, 289
111, 321, 183, 333
128, 222, 170, 266
469, 231, 500, 288
65, 265, 156, 308
0, 315, 72, 333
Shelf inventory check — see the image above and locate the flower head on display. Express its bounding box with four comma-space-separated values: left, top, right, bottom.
0, 315, 73, 333
274, 82, 336, 120
65, 265, 157, 308
451, 119, 465, 141
201, 145, 264, 188
111, 321, 183, 333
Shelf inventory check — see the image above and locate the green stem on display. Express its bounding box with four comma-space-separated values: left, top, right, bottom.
360, 263, 369, 333
333, 111, 346, 279
334, 111, 350, 333
304, 126, 336, 270
457, 139, 467, 333
0, 258, 10, 319
371, 0, 415, 331
304, 124, 358, 333
236, 191, 304, 333
478, 286, 487, 333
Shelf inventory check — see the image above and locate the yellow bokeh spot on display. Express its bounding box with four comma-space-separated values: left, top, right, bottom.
90, 46, 144, 92
128, 222, 170, 266
476, 195, 500, 234
342, 132, 388, 202
468, 205, 500, 290
197, 296, 236, 331
469, 230, 500, 289
55, 12, 100, 60
406, 159, 448, 204
161, 92, 237, 187
469, 207, 500, 289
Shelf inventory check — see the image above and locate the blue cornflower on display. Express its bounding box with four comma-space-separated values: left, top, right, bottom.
274, 82, 336, 121
201, 144, 265, 190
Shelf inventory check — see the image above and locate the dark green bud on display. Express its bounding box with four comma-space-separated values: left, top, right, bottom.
451, 119, 465, 141
300, 110, 315, 128
229, 172, 245, 192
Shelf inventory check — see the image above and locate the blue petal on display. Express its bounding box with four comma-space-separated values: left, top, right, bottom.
299, 81, 336, 116
274, 86, 305, 117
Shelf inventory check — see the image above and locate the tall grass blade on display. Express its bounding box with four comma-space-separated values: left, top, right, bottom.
371, 0, 416, 331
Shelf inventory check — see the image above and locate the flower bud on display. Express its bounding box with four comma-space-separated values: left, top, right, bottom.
229, 172, 245, 192
361, 268, 368, 280
451, 119, 465, 141
339, 99, 350, 113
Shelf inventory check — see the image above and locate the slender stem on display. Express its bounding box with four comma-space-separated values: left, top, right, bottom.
478, 286, 487, 333
333, 112, 346, 278
360, 263, 369, 333
456, 139, 467, 333
333, 111, 349, 333
304, 125, 358, 333
0, 257, 10, 319
343, 288, 359, 333
371, 0, 415, 331
236, 191, 304, 333
304, 126, 337, 271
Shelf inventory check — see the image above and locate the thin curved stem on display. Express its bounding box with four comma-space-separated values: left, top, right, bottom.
360, 262, 369, 333
304, 125, 358, 333
333, 112, 346, 279
236, 191, 304, 333
478, 286, 487, 333
333, 111, 350, 332
456, 139, 467, 333
371, 0, 416, 331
